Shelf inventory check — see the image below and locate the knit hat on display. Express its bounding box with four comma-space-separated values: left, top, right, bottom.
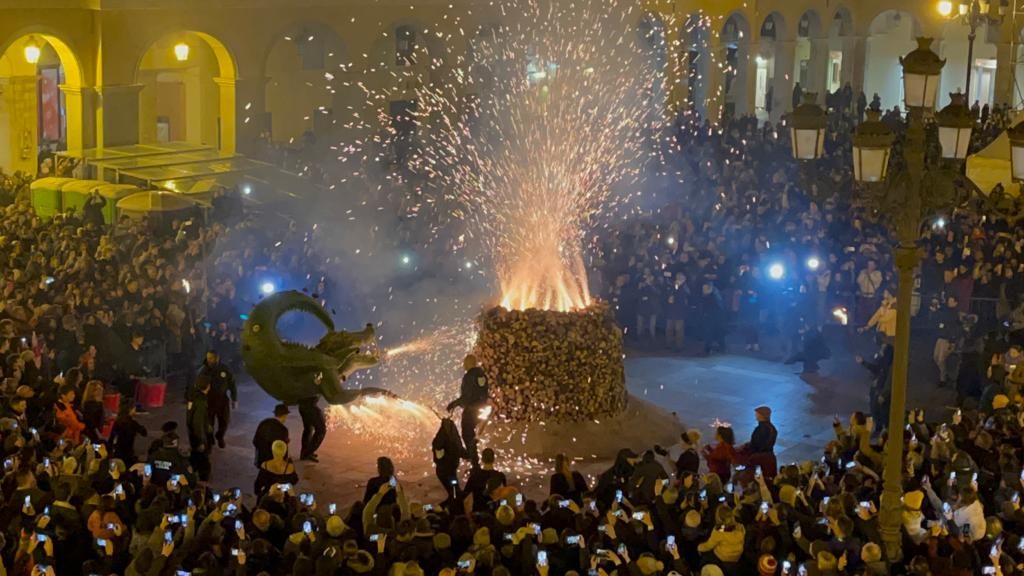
701, 566, 725, 576
662, 486, 679, 505
326, 515, 347, 537
682, 429, 702, 446
473, 526, 490, 547
779, 484, 798, 506
413, 518, 434, 538
758, 554, 778, 576
817, 550, 838, 571
993, 394, 1010, 409
636, 553, 664, 575
684, 510, 702, 529
903, 490, 924, 511
433, 532, 451, 550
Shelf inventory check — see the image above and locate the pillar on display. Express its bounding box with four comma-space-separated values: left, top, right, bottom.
773, 40, 796, 120
213, 76, 236, 155
1, 76, 38, 175
234, 76, 269, 156
58, 85, 87, 155
95, 84, 143, 149
809, 37, 830, 98
994, 40, 1015, 106
705, 39, 725, 123
846, 35, 867, 94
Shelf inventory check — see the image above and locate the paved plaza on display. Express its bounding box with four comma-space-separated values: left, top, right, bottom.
140, 330, 957, 508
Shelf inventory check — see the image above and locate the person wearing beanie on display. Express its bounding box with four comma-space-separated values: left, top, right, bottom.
861, 542, 887, 575
635, 552, 664, 575
757, 554, 778, 576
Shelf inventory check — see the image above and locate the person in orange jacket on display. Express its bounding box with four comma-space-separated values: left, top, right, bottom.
54, 384, 85, 443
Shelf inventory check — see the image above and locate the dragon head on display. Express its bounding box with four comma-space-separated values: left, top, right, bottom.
241, 291, 384, 405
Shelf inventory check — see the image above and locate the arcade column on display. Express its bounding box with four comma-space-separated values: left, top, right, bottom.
95, 84, 143, 148
233, 76, 269, 156
213, 76, 236, 155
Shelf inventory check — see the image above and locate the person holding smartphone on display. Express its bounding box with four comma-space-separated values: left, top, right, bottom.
696, 506, 745, 566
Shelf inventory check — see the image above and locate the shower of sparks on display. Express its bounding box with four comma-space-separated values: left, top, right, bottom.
326, 396, 440, 458
405, 0, 666, 311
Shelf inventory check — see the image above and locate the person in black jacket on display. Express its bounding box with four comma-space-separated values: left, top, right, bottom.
194, 350, 237, 449
675, 430, 701, 479
298, 396, 326, 462
253, 404, 291, 467
432, 417, 463, 507
108, 404, 147, 465
446, 354, 490, 467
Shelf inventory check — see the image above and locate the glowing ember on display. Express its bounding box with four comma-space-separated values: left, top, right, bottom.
326, 396, 439, 456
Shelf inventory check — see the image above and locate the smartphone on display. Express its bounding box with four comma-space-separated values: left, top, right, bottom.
725, 482, 733, 493
279, 483, 291, 493
991, 544, 999, 557
537, 550, 548, 567
423, 504, 433, 512
943, 502, 952, 514
559, 500, 571, 509
860, 501, 871, 509
515, 493, 524, 507
389, 476, 397, 487
212, 493, 221, 504
329, 503, 337, 515
617, 543, 627, 556
42, 457, 49, 468
144, 464, 152, 477
718, 495, 727, 503
369, 534, 380, 542
845, 461, 856, 470
500, 499, 507, 507
170, 474, 181, 484
735, 465, 747, 471
531, 523, 541, 535
782, 560, 792, 574
823, 496, 830, 505
303, 520, 312, 534
106, 522, 115, 531
755, 465, 762, 476
760, 502, 769, 514
36, 534, 47, 542
458, 559, 472, 569
109, 460, 117, 472
233, 488, 242, 500
615, 489, 623, 503
235, 520, 242, 531
164, 530, 173, 543
231, 548, 238, 557
504, 533, 513, 541
983, 568, 996, 575
92, 444, 101, 452
699, 489, 707, 501
24, 495, 31, 507
226, 503, 238, 516
115, 483, 124, 495
632, 511, 645, 521
598, 524, 607, 533
96, 538, 107, 547
567, 535, 580, 545
667, 535, 676, 547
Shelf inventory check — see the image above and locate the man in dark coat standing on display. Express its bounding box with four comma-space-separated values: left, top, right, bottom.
253, 403, 290, 467
739, 405, 778, 478
446, 354, 490, 467
195, 350, 237, 448
298, 395, 326, 462
186, 375, 213, 481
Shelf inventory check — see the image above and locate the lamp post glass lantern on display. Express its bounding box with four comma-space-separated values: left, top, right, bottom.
900, 37, 945, 110
935, 92, 974, 160
852, 109, 895, 183
789, 92, 827, 160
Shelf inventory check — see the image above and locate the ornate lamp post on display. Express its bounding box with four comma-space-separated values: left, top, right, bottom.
937, 0, 1007, 102
791, 38, 959, 563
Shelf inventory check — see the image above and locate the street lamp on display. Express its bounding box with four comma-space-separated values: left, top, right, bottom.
23, 38, 41, 65
789, 92, 826, 160
174, 42, 190, 62
935, 92, 974, 160
852, 108, 895, 183
938, 0, 1005, 102
900, 37, 945, 110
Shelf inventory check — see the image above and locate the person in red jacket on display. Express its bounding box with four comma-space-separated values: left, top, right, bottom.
54, 384, 85, 443
703, 425, 737, 482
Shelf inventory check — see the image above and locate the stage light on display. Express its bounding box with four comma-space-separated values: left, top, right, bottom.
400, 253, 413, 267
806, 256, 821, 271
260, 282, 276, 295
464, 261, 473, 270
768, 263, 785, 280
666, 236, 675, 245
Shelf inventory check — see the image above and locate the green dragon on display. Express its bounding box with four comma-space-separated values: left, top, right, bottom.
241, 290, 389, 405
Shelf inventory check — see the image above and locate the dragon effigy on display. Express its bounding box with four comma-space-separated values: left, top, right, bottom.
241, 290, 389, 405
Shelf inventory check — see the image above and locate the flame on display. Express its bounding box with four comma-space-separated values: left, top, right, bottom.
499, 242, 592, 312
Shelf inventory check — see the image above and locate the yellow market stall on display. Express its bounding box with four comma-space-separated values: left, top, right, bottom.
29, 177, 75, 218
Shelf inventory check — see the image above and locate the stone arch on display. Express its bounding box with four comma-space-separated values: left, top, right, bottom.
0, 29, 85, 175
720, 11, 751, 118
756, 12, 788, 119
865, 10, 923, 110
263, 21, 349, 145
135, 30, 238, 153
682, 13, 711, 114
794, 10, 826, 101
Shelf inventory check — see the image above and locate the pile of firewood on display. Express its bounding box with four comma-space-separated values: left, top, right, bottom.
474, 301, 626, 422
